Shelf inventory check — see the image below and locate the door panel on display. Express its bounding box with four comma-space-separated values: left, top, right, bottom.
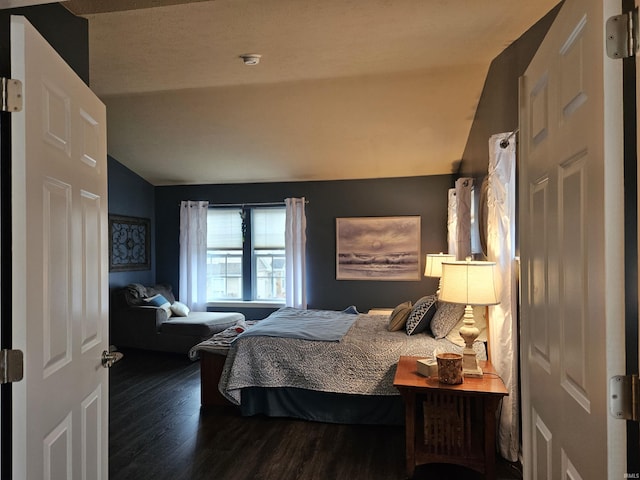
10, 15, 108, 479
558, 154, 589, 410
519, 0, 626, 478
529, 177, 551, 374
42, 177, 72, 377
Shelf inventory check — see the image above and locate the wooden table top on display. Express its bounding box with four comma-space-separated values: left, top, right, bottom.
393, 355, 509, 396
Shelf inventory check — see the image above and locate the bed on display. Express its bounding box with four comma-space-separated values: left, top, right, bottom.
190, 301, 487, 425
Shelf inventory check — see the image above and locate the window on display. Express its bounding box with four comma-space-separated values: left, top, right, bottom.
206, 206, 286, 302
252, 208, 286, 300
207, 208, 243, 300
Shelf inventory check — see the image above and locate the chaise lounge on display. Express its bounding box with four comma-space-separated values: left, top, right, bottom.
110, 283, 244, 354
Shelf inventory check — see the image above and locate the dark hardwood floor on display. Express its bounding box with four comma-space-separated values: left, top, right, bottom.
109, 349, 522, 480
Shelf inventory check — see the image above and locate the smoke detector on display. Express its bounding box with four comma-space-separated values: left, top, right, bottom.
239, 54, 262, 66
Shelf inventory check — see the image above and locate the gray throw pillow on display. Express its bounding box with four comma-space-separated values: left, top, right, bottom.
387, 301, 412, 331
147, 284, 176, 305
124, 283, 147, 306
430, 302, 465, 338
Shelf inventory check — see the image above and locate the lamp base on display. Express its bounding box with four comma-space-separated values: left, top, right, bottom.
459, 304, 483, 377
463, 366, 483, 378
462, 350, 483, 377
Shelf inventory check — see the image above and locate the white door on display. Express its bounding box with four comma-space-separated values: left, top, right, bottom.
10, 16, 109, 480
519, 0, 627, 479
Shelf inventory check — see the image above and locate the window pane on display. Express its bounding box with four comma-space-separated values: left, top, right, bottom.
253, 207, 285, 249
206, 249, 242, 300
207, 208, 243, 248
255, 249, 285, 300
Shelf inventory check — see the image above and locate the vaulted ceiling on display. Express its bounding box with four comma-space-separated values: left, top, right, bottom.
59, 0, 559, 185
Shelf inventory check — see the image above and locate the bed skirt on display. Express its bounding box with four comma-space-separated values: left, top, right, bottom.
240, 387, 404, 425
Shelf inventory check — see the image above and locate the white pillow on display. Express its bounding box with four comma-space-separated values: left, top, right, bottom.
170, 301, 190, 317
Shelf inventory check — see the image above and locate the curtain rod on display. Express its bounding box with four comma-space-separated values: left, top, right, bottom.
499, 129, 519, 149
180, 200, 309, 208
208, 201, 285, 208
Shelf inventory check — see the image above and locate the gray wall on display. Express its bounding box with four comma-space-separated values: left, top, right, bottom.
459, 3, 562, 179
0, 4, 89, 84
154, 175, 453, 317
108, 156, 156, 288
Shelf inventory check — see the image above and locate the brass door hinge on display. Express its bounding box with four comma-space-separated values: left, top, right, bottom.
0, 349, 24, 384
1, 77, 22, 112
610, 375, 639, 421
606, 8, 639, 59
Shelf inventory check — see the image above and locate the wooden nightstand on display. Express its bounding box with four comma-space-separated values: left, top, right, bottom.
393, 355, 508, 479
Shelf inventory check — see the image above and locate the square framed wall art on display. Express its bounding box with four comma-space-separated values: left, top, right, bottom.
109, 214, 151, 271
336, 216, 421, 281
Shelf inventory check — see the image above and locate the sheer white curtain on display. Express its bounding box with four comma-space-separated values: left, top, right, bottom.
285, 197, 307, 309
179, 200, 209, 312
447, 188, 457, 257
455, 177, 473, 260
487, 132, 519, 461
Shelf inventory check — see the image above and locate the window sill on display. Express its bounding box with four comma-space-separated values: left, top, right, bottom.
207, 300, 285, 309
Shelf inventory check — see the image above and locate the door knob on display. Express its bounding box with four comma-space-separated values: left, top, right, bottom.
101, 349, 123, 368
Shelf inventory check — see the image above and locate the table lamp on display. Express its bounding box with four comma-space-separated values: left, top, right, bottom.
424, 252, 455, 296
439, 257, 499, 377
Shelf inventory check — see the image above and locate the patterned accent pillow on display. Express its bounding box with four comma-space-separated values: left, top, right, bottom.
405, 295, 438, 335
387, 301, 412, 331
430, 301, 465, 338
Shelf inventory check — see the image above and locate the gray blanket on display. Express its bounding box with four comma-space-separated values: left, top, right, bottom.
233, 307, 357, 342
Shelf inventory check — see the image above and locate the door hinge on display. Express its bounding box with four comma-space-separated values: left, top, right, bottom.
606, 8, 639, 59
1, 77, 22, 112
610, 375, 639, 421
0, 349, 24, 384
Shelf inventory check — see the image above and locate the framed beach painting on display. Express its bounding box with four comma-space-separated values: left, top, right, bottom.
336, 216, 421, 281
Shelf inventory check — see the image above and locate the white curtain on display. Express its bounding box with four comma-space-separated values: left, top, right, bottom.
455, 177, 473, 260
285, 197, 307, 309
179, 200, 209, 311
447, 188, 457, 257
487, 132, 519, 461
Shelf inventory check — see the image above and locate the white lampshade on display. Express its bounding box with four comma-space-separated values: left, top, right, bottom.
439, 259, 500, 306
424, 253, 456, 278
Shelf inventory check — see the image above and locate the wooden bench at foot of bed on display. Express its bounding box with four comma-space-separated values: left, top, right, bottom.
200, 350, 234, 407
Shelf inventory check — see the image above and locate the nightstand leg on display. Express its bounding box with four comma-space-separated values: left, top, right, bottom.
484, 398, 498, 480
403, 392, 416, 478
